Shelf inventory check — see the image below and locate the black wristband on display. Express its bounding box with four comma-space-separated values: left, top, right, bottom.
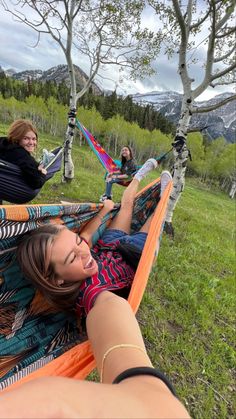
112, 366, 177, 397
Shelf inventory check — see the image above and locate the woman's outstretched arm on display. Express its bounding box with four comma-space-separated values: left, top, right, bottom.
80, 199, 114, 246
87, 291, 152, 382
0, 292, 189, 419
0, 291, 189, 419
86, 291, 190, 418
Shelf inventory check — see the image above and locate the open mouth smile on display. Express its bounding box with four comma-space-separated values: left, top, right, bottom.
84, 256, 95, 270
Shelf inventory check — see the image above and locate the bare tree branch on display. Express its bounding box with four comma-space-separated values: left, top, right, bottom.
72, 0, 83, 20
192, 94, 236, 114
214, 45, 235, 62
193, 1, 216, 99
190, 8, 211, 30
210, 79, 236, 87
172, 0, 190, 83
215, 26, 236, 38
211, 61, 236, 81
187, 125, 211, 133
215, 1, 235, 32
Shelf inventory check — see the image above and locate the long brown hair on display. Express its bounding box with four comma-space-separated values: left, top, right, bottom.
121, 145, 134, 166
8, 119, 38, 144
17, 225, 81, 312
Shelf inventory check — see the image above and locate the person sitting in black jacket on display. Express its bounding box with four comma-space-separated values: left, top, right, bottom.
0, 119, 47, 189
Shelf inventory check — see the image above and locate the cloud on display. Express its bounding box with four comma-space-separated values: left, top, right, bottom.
0, 12, 65, 71
0, 4, 234, 101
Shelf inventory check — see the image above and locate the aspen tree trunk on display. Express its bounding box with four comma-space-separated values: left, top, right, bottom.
63, 22, 77, 182
164, 0, 193, 228
63, 109, 76, 181
229, 180, 236, 199
165, 144, 189, 223
165, 105, 190, 223
114, 135, 118, 156
165, 77, 192, 224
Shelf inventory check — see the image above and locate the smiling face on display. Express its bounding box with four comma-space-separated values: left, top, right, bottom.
50, 228, 98, 283
121, 146, 131, 160
19, 130, 37, 154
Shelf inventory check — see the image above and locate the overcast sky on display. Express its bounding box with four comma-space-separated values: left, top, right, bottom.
0, 3, 234, 101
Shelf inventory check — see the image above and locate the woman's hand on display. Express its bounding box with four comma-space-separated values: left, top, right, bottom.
106, 171, 120, 182
106, 173, 113, 182
38, 164, 47, 175
102, 199, 115, 212
80, 200, 114, 246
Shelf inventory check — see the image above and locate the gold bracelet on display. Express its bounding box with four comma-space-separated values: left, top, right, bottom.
97, 214, 104, 222
100, 344, 147, 383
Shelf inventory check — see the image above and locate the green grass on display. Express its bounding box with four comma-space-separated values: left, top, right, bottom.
140, 186, 235, 418
1, 125, 235, 417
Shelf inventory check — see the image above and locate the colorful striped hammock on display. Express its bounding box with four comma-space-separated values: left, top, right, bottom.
0, 177, 172, 393
75, 119, 172, 175
76, 119, 119, 174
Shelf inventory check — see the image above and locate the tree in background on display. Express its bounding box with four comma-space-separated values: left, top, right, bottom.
148, 0, 236, 235
1, 0, 159, 181
0, 94, 233, 194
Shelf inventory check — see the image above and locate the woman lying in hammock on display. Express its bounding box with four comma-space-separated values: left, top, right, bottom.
0, 119, 47, 189
17, 159, 172, 316
100, 145, 137, 201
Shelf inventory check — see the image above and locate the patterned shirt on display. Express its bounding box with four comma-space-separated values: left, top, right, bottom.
120, 158, 137, 176
76, 239, 135, 316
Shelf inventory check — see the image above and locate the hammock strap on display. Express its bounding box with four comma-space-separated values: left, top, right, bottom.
155, 148, 173, 164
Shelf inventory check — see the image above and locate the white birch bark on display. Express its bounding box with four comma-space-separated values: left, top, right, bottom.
165, 0, 193, 223
229, 180, 236, 199
164, 0, 236, 225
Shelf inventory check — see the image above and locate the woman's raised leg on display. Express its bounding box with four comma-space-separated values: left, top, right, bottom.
138, 170, 173, 234
108, 178, 140, 233
108, 158, 158, 233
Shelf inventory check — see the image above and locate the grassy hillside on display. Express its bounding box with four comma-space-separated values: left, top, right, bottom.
1, 126, 235, 417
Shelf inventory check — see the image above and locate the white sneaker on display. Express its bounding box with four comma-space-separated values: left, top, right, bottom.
99, 194, 112, 202
134, 158, 158, 182
41, 149, 55, 167
160, 171, 172, 196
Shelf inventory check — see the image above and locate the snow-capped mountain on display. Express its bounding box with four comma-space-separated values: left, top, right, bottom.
4, 68, 17, 77
12, 69, 43, 81
132, 91, 181, 109
10, 64, 102, 95
132, 91, 235, 142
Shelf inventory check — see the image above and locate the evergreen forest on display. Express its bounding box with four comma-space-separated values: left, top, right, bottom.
0, 72, 174, 134
0, 71, 235, 196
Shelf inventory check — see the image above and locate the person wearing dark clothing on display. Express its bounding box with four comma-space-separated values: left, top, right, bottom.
120, 157, 137, 176
100, 145, 137, 201
0, 119, 47, 189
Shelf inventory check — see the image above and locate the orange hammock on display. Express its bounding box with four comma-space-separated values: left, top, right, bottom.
0, 178, 172, 393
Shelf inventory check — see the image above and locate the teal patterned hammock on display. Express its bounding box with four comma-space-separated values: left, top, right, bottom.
0, 179, 163, 390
